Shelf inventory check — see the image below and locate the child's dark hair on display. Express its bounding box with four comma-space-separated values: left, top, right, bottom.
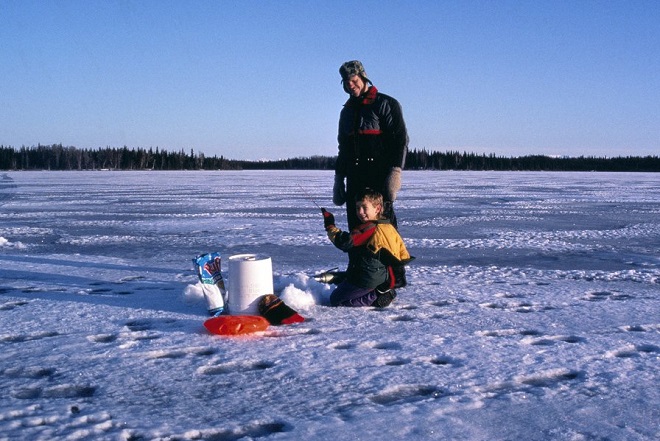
354, 188, 383, 207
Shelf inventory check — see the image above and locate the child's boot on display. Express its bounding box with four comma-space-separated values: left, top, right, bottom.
373, 289, 397, 308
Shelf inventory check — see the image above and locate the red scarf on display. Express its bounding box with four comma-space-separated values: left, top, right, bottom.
346, 86, 378, 107
360, 86, 378, 105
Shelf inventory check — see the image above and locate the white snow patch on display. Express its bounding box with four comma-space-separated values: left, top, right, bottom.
0, 170, 658, 440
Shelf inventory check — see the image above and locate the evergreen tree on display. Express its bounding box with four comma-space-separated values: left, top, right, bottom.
0, 144, 658, 172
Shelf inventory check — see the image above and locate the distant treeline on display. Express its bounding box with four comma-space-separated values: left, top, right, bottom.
405, 149, 660, 172
1, 144, 658, 172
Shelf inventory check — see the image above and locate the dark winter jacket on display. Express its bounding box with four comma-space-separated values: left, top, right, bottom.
336, 86, 408, 198
326, 219, 412, 289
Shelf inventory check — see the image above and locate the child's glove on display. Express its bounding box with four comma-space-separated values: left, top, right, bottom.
321, 208, 335, 230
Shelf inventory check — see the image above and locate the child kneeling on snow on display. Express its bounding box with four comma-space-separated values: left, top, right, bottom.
322, 188, 413, 307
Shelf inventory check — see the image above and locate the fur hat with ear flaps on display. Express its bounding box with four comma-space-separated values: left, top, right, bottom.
339, 60, 372, 87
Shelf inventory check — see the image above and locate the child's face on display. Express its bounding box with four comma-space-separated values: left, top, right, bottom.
356, 199, 382, 223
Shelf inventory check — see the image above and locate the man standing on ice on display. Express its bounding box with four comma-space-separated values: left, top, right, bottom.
333, 60, 409, 229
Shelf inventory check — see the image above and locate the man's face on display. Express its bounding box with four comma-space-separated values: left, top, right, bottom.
345, 75, 367, 97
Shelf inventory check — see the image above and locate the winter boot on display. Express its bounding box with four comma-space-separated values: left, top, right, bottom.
373, 289, 397, 308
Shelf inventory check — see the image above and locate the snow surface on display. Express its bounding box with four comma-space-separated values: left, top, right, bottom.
0, 170, 658, 441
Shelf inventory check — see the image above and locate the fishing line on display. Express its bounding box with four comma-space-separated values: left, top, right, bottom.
296, 183, 322, 210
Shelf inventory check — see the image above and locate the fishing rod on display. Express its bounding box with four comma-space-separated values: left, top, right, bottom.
294, 183, 343, 283
295, 184, 341, 283
296, 183, 323, 211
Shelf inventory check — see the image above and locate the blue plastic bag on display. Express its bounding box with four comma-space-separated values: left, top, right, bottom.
193, 252, 228, 316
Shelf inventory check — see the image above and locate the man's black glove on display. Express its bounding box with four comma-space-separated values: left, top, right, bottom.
332, 175, 346, 206
321, 208, 335, 230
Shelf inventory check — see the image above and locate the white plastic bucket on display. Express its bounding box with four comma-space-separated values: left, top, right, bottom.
227, 254, 273, 315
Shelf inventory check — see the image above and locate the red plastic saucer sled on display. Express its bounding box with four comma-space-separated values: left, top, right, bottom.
204, 315, 270, 336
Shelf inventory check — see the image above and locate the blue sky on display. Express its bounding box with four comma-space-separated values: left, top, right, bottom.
1, 0, 658, 159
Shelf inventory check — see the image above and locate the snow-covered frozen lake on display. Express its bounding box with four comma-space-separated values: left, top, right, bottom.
1, 170, 658, 440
